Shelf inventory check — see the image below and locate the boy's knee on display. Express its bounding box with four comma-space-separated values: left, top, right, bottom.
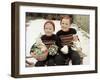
35, 61, 45, 66
55, 55, 65, 65
47, 59, 55, 66
71, 51, 81, 65
72, 52, 80, 59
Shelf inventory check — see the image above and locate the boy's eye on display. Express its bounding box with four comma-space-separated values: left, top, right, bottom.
45, 28, 48, 30
62, 23, 68, 25
45, 28, 52, 30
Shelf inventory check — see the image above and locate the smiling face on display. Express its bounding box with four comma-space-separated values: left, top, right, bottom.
60, 18, 71, 32
44, 22, 54, 36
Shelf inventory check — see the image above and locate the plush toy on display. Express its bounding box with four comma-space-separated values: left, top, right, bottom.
71, 40, 81, 51
61, 45, 69, 54
48, 44, 58, 56
71, 38, 87, 58
30, 34, 48, 61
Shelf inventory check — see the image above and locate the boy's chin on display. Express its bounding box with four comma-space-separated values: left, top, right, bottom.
46, 34, 52, 36
62, 29, 69, 32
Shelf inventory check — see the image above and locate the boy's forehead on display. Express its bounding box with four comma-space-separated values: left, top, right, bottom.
61, 18, 70, 22
46, 23, 52, 25
47, 22, 51, 24
45, 23, 53, 28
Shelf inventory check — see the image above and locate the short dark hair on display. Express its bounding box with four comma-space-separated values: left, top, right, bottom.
44, 21, 55, 31
60, 15, 73, 24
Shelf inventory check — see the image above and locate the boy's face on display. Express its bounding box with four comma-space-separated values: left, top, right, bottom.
60, 18, 71, 31
44, 23, 54, 36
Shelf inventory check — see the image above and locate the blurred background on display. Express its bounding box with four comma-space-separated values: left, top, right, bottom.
26, 12, 89, 33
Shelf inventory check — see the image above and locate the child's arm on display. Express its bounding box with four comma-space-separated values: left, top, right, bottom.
73, 35, 81, 48
55, 35, 63, 49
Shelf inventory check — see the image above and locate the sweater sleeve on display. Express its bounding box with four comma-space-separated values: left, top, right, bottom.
71, 28, 77, 34
55, 34, 63, 49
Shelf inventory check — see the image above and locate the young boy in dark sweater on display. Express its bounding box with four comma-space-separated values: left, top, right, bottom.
56, 15, 81, 65
35, 21, 60, 66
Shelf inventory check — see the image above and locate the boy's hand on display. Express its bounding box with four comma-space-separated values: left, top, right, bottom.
61, 45, 68, 54
73, 35, 78, 41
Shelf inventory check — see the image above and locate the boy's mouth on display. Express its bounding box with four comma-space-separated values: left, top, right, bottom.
46, 32, 51, 34
62, 28, 69, 31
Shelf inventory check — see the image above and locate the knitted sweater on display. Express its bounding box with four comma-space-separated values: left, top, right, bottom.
41, 34, 61, 48
56, 28, 77, 48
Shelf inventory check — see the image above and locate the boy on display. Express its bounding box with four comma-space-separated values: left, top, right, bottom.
34, 21, 60, 66
56, 15, 81, 65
